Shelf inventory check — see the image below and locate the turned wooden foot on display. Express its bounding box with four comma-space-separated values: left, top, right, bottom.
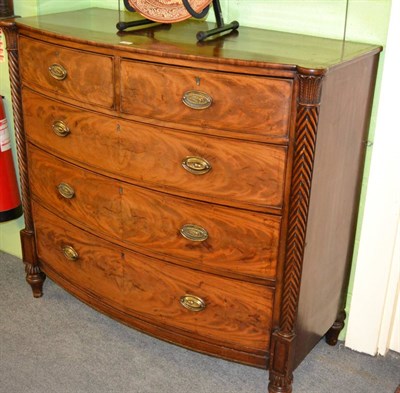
268, 331, 294, 393
268, 377, 293, 393
325, 310, 346, 346
25, 263, 46, 298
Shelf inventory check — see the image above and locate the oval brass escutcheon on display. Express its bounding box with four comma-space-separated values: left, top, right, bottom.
180, 224, 208, 242
62, 245, 79, 261
52, 120, 70, 137
180, 294, 206, 312
182, 156, 212, 175
48, 63, 67, 81
182, 90, 212, 110
57, 182, 75, 199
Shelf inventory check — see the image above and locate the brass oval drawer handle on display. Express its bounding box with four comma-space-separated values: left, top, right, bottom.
180, 224, 208, 242
62, 245, 79, 261
182, 90, 212, 110
180, 294, 206, 312
57, 182, 75, 199
52, 120, 70, 137
182, 156, 212, 175
48, 63, 67, 81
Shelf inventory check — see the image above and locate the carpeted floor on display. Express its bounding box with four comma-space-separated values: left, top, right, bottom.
1, 251, 399, 393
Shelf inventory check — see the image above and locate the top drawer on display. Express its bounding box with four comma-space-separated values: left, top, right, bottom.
120, 60, 292, 140
18, 36, 114, 109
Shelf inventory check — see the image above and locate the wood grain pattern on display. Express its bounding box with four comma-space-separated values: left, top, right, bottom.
22, 88, 120, 172
23, 89, 287, 211
121, 181, 280, 280
33, 202, 273, 353
123, 249, 273, 353
33, 202, 124, 306
28, 146, 281, 280
27, 145, 122, 238
121, 60, 292, 138
19, 36, 115, 109
117, 120, 287, 211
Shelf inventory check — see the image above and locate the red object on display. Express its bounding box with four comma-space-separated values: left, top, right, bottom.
0, 97, 23, 222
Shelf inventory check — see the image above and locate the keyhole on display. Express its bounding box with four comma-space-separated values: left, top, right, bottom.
195, 76, 201, 86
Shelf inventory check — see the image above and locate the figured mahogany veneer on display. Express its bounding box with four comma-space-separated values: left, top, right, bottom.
1, 8, 381, 393
22, 89, 287, 212
33, 202, 273, 353
120, 60, 292, 138
19, 36, 114, 109
28, 145, 281, 281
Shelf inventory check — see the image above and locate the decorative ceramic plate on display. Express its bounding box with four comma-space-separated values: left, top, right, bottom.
128, 0, 213, 23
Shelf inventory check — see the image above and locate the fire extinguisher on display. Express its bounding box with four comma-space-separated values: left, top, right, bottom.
0, 96, 23, 222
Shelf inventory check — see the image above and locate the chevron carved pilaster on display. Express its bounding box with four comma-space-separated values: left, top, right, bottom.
268, 71, 325, 393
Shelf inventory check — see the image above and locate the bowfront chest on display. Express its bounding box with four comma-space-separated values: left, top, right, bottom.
1, 8, 381, 393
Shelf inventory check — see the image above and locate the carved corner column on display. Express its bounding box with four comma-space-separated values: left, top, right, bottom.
1, 20, 46, 297
268, 69, 325, 393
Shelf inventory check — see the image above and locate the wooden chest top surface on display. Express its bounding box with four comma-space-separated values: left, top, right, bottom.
12, 7, 380, 72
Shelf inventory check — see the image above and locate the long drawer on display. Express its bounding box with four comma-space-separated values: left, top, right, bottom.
23, 89, 287, 211
33, 202, 274, 353
19, 36, 114, 109
120, 60, 292, 139
28, 146, 281, 280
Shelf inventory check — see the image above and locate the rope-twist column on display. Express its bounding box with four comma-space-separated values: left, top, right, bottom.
1, 20, 46, 297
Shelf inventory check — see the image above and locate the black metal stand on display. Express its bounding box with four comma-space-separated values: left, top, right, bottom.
0, 0, 14, 19
116, 0, 239, 41
196, 0, 239, 41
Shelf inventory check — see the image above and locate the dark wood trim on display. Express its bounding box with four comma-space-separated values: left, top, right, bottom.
1, 21, 32, 228
268, 71, 324, 393
1, 21, 46, 297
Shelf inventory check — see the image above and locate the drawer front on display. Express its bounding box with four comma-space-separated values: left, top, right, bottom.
28, 146, 122, 239
23, 90, 286, 210
123, 246, 273, 352
19, 36, 114, 108
22, 89, 120, 173
28, 146, 280, 280
33, 202, 273, 352
122, 184, 280, 280
33, 202, 124, 305
118, 121, 286, 210
121, 60, 292, 139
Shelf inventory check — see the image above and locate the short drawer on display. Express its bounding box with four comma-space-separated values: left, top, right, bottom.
19, 36, 114, 108
28, 145, 122, 239
23, 90, 287, 211
28, 146, 281, 281
33, 202, 273, 353
22, 89, 120, 174
120, 60, 292, 139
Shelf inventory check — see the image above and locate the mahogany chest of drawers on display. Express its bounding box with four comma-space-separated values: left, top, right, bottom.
1, 8, 381, 393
